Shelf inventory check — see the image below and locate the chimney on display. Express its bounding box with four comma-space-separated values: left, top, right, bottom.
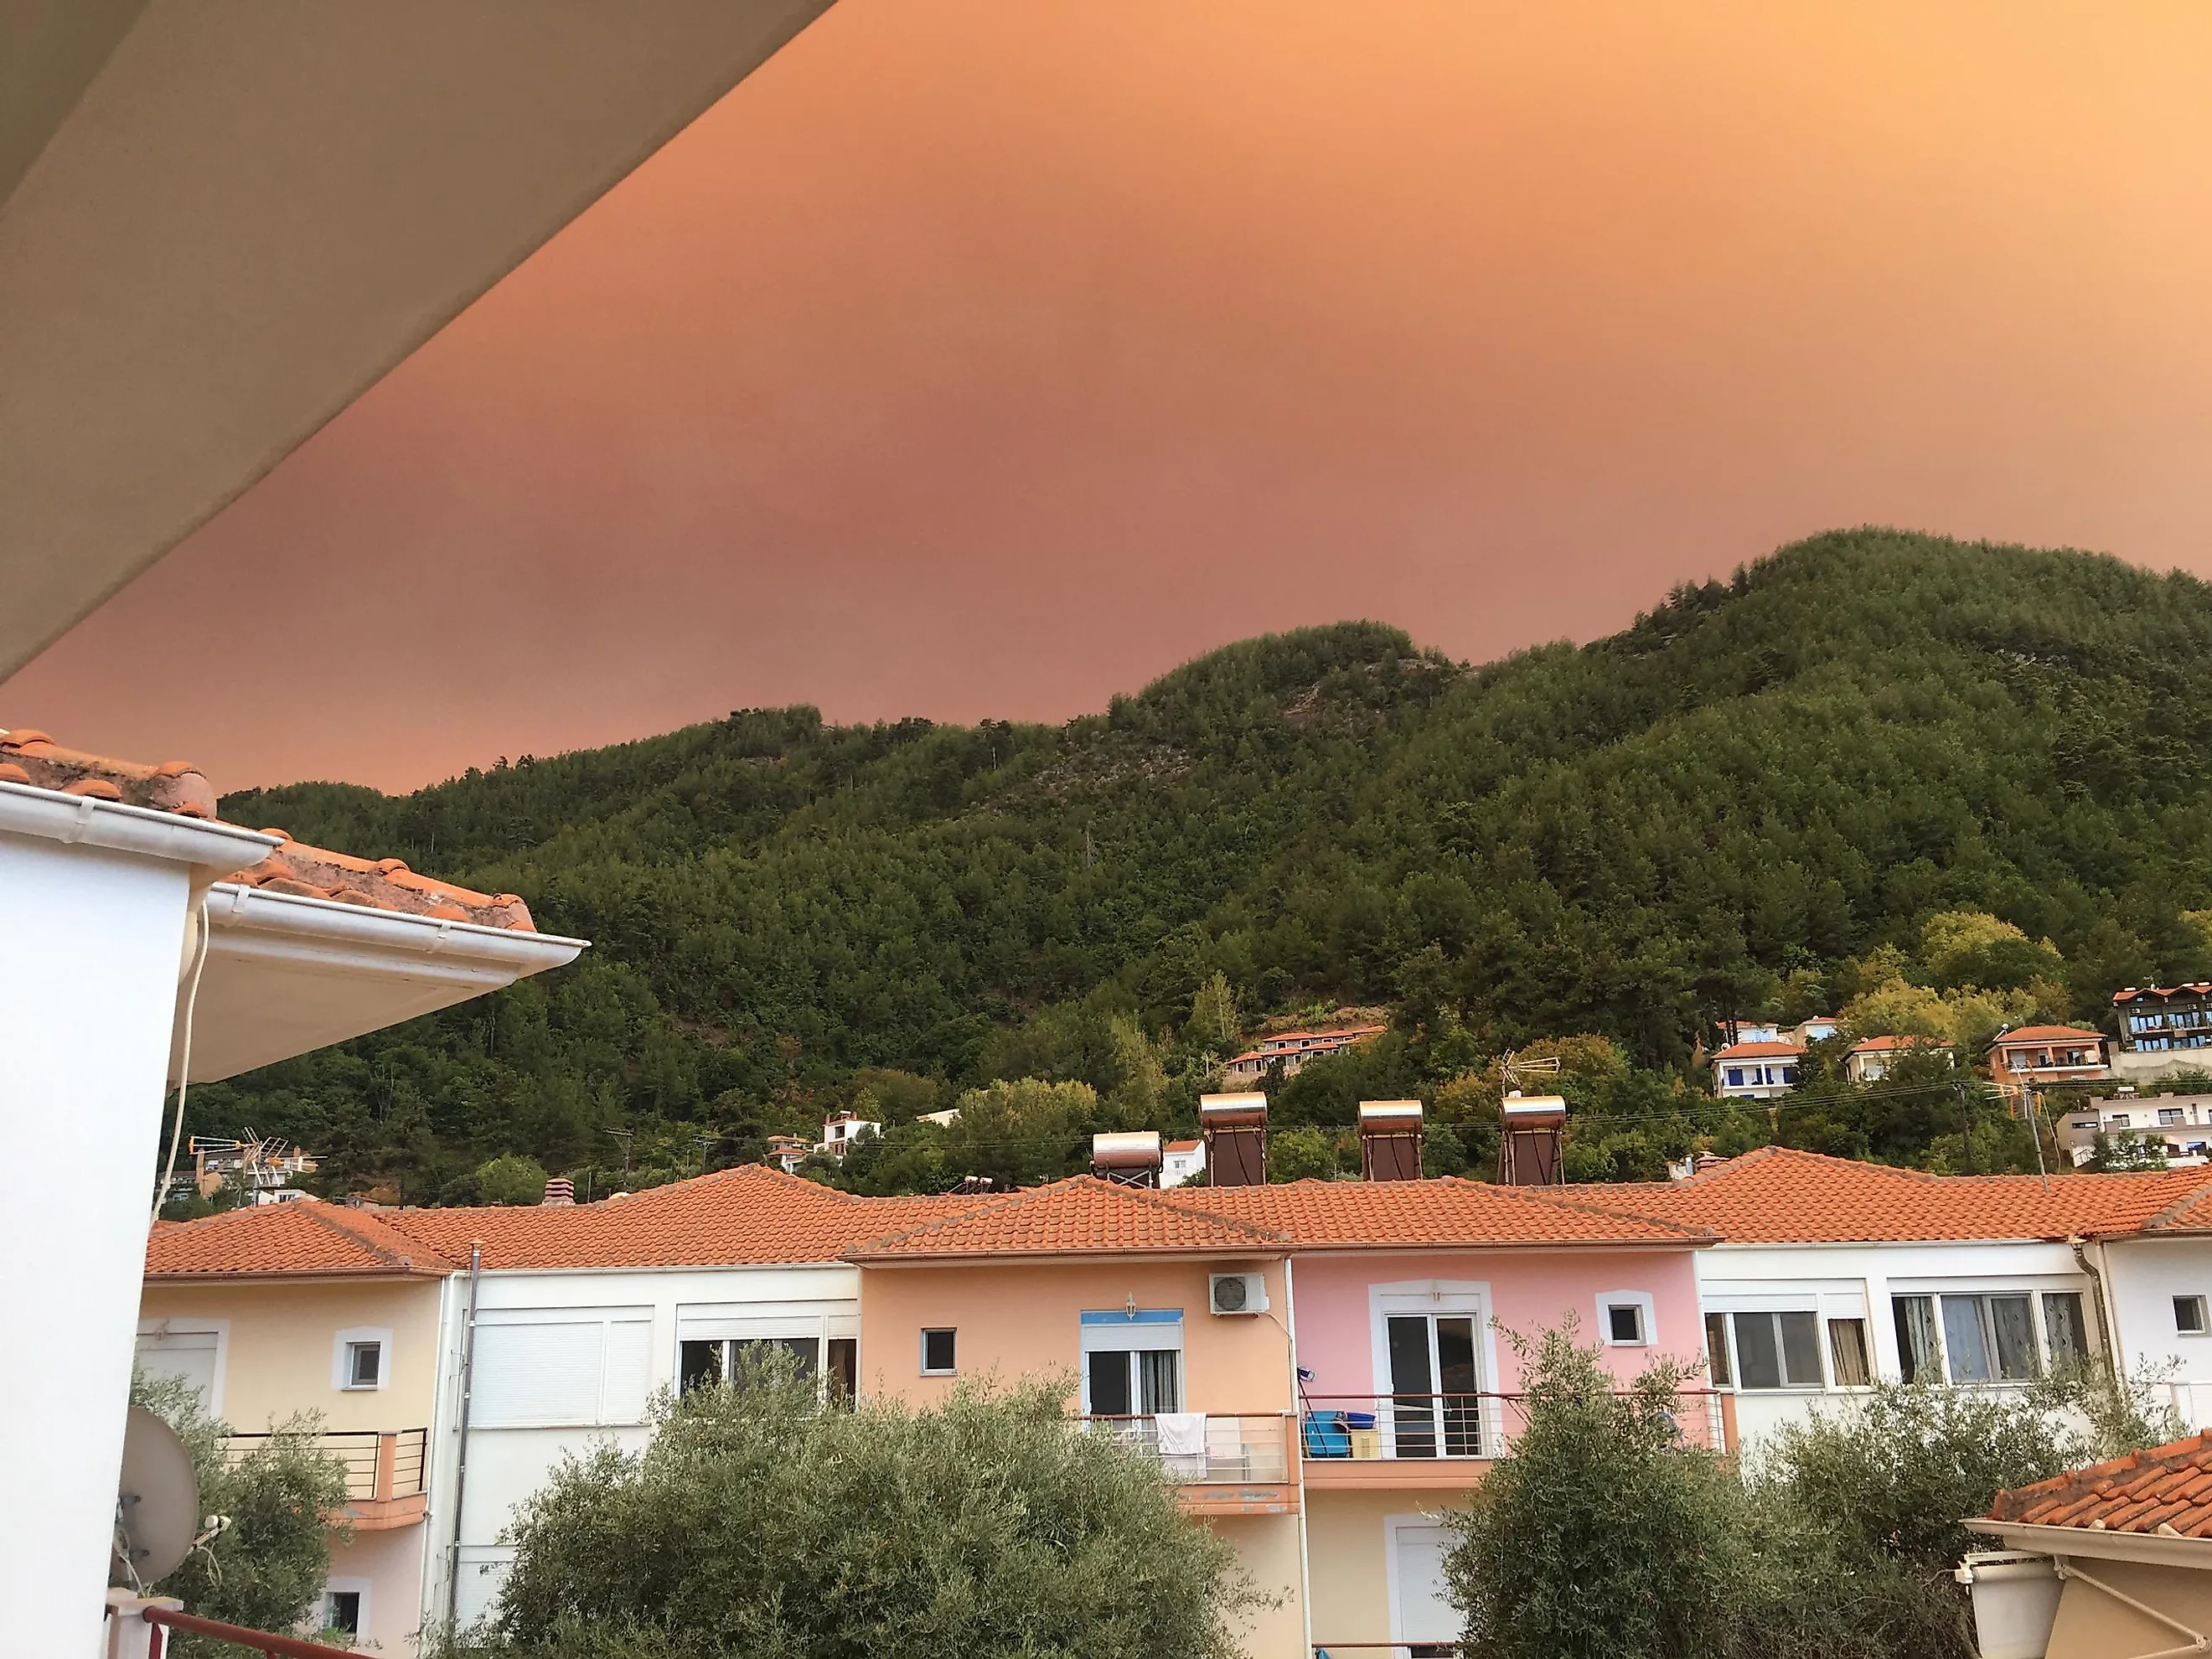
1497, 1093, 1568, 1186
1201, 1092, 1269, 1186
1358, 1100, 1425, 1181
1092, 1130, 1164, 1187
540, 1176, 576, 1207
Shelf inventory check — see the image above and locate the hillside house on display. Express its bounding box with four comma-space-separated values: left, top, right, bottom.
1990, 1026, 2111, 1087
1844, 1034, 1956, 1083
2111, 985, 2212, 1085
2062, 1094, 2212, 1169
1712, 1041, 1804, 1100
1221, 1024, 1386, 1082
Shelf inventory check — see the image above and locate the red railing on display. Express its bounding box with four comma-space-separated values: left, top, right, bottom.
139, 1605, 357, 1657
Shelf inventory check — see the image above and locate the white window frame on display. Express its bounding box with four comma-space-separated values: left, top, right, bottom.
920, 1328, 957, 1377
1887, 1284, 2096, 1382
319, 1577, 371, 1639
1596, 1290, 1656, 1347
332, 1326, 392, 1393
2178, 1295, 2210, 1337
135, 1318, 229, 1418
1368, 1280, 1500, 1452
1078, 1311, 1186, 1415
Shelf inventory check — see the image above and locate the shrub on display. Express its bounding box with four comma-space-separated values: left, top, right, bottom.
443, 1362, 1258, 1659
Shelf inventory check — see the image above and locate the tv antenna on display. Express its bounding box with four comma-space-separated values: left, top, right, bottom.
1499, 1051, 1562, 1093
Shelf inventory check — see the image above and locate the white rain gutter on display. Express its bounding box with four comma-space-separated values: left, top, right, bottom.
0, 779, 275, 875
1968, 1520, 2212, 1573
204, 880, 586, 985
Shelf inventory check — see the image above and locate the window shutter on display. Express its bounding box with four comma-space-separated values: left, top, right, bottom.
473, 1323, 608, 1427
601, 1320, 654, 1424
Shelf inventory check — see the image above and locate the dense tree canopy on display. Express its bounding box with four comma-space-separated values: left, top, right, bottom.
188, 531, 2212, 1201
441, 1369, 1256, 1659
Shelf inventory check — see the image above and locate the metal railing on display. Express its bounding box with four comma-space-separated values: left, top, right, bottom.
1081, 1413, 1293, 1483
1300, 1389, 1731, 1461
137, 1604, 358, 1657
223, 1427, 427, 1502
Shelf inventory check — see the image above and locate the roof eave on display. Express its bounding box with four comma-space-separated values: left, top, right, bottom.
1968, 1518, 2212, 1569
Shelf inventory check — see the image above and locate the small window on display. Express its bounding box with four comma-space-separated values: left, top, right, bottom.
344, 1341, 382, 1390
1606, 1304, 1646, 1345
2178, 1296, 2209, 1336
2162, 1108, 2186, 1126
2111, 1114, 2132, 1129
321, 1589, 361, 1636
921, 1328, 957, 1375
1703, 1312, 1732, 1386
1781, 1066, 1799, 1084
1725, 1067, 1745, 1088
1827, 1319, 1871, 1387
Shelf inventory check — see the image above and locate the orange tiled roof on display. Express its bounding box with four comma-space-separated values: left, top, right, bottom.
2, 726, 537, 932
1588, 1146, 2212, 1244
1987, 1432, 2212, 1538
1993, 1026, 2105, 1045
225, 835, 534, 931
0, 730, 216, 816
2115, 985, 2212, 1004
1849, 1035, 1952, 1054
1163, 1178, 1717, 1249
1712, 1041, 1806, 1060
846, 1176, 1290, 1260
380, 1163, 971, 1269
147, 1199, 463, 1279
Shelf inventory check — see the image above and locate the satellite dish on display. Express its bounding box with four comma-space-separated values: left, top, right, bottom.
113, 1406, 201, 1588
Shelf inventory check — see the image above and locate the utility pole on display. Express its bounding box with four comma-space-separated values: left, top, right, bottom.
604, 1127, 633, 1179
1957, 1083, 1977, 1175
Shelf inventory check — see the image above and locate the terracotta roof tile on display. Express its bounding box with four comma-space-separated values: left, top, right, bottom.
1711, 1041, 1806, 1059
147, 1199, 462, 1278
0, 730, 216, 817
1992, 1026, 2106, 1044
1849, 1035, 1953, 1054
380, 1163, 971, 1269
223, 835, 535, 931
1, 726, 537, 932
1990, 1433, 2212, 1536
1162, 1177, 1717, 1249
847, 1176, 1290, 1260
1587, 1146, 2212, 1243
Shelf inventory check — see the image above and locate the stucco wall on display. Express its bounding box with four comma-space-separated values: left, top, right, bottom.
137, 1276, 445, 1434
1214, 1512, 1309, 1659
1305, 1488, 1477, 1653
857, 1257, 1294, 1411
328, 1522, 427, 1654
1286, 1249, 1704, 1404
2106, 1238, 2212, 1409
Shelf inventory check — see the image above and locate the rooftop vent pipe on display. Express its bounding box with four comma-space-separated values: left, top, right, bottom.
1358, 1099, 1425, 1181
1201, 1092, 1269, 1186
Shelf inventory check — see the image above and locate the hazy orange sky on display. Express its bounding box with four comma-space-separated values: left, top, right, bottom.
8, 0, 2212, 792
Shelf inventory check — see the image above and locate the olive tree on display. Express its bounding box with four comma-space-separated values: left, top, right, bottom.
446, 1365, 1259, 1659
130, 1371, 351, 1650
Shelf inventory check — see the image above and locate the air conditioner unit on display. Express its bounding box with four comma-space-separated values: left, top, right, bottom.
1209, 1273, 1269, 1316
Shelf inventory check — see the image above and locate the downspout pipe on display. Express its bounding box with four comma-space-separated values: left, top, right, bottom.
445, 1243, 483, 1635
2069, 1234, 2116, 1362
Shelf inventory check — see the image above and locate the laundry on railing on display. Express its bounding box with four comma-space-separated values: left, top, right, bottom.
1155, 1412, 1209, 1457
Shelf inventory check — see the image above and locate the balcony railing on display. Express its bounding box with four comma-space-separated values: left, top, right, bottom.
1300, 1390, 1731, 1462
224, 1427, 427, 1502
1081, 1414, 1293, 1484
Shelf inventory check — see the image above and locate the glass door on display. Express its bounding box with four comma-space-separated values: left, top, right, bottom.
1387, 1314, 1481, 1456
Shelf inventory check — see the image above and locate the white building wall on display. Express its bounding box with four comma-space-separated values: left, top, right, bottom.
2102, 1238, 2212, 1429
422, 1261, 861, 1635
0, 799, 273, 1654
1693, 1240, 2092, 1454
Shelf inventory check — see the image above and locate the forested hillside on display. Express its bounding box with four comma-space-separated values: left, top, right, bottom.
188, 530, 2212, 1204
